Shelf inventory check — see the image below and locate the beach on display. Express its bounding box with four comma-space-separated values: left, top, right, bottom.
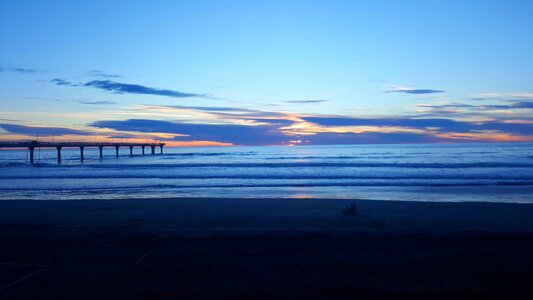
1, 198, 533, 299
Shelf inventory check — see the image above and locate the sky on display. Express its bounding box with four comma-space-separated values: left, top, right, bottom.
1, 0, 532, 146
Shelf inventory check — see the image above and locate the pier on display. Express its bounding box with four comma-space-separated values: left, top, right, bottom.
0, 141, 165, 163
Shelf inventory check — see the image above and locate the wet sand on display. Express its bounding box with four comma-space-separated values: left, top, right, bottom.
1, 198, 533, 299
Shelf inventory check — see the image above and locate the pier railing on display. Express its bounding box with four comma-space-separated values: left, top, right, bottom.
0, 140, 166, 163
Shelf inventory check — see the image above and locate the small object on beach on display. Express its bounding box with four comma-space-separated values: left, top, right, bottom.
370, 221, 385, 229
136, 254, 147, 265
342, 203, 358, 216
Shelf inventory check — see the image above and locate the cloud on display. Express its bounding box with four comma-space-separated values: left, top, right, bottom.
303, 116, 457, 128
91, 119, 288, 145
84, 80, 210, 98
0, 66, 38, 74
303, 116, 533, 135
25, 96, 64, 102
50, 79, 211, 99
418, 101, 533, 111
50, 78, 79, 87
79, 100, 117, 105
415, 101, 533, 119
242, 118, 295, 126
137, 105, 290, 126
6, 113, 528, 145
301, 132, 449, 144
155, 105, 269, 114
303, 131, 530, 144
91, 97, 533, 145
469, 92, 533, 101
386, 86, 444, 94
6, 94, 532, 145
25, 96, 116, 105
88, 118, 480, 145
0, 123, 93, 136
515, 101, 533, 109
85, 70, 124, 78
284, 100, 330, 104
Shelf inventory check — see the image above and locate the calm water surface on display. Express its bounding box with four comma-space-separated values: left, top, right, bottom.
0, 143, 532, 202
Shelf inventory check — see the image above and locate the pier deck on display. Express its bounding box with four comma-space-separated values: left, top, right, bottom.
0, 141, 165, 163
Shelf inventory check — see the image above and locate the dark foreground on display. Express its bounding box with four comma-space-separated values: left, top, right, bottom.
1, 198, 533, 299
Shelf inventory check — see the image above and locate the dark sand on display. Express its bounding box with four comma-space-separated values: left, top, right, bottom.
1, 198, 533, 299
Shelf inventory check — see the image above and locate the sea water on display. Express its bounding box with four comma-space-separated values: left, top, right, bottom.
0, 143, 532, 202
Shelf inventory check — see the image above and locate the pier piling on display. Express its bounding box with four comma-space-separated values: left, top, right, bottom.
115, 146, 120, 158
129, 146, 133, 156
99, 146, 103, 158
56, 146, 62, 163
29, 147, 35, 164
80, 146, 85, 161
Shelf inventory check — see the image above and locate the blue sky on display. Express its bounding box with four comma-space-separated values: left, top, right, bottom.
1, 0, 532, 145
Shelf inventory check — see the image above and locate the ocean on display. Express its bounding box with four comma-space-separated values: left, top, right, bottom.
0, 143, 532, 202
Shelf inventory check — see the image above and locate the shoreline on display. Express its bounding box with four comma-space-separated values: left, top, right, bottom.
1, 197, 533, 234
2, 184, 532, 204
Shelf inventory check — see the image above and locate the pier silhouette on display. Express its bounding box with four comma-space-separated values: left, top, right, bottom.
0, 141, 165, 163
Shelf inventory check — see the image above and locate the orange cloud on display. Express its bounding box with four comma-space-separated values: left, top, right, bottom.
434, 131, 533, 142
280, 115, 426, 136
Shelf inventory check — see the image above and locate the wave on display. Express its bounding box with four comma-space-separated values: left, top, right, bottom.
264, 155, 409, 160
2, 181, 532, 191
3, 161, 533, 169
2, 174, 533, 180
0, 162, 27, 167
81, 162, 533, 169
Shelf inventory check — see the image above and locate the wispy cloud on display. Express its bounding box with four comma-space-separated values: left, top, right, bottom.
154, 105, 266, 113
25, 96, 64, 102
51, 78, 212, 99
91, 119, 287, 145
300, 131, 447, 144
0, 66, 39, 74
135, 104, 291, 126
84, 80, 210, 98
417, 101, 533, 111
303, 116, 533, 135
415, 101, 533, 119
284, 100, 330, 104
25, 96, 116, 105
386, 86, 444, 94
85, 70, 124, 78
50, 78, 79, 87
149, 104, 286, 117
79, 100, 117, 105
469, 92, 533, 101
515, 101, 533, 109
